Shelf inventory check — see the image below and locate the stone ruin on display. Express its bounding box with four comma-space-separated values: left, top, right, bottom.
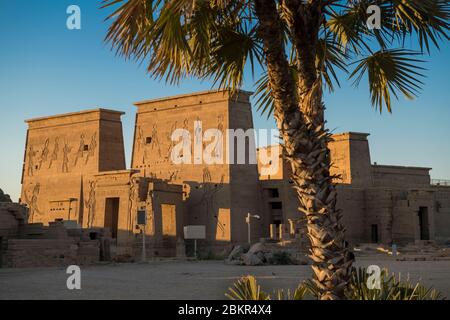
1, 89, 449, 268
0, 193, 115, 268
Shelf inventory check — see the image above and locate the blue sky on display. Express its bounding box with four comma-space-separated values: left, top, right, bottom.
0, 0, 449, 201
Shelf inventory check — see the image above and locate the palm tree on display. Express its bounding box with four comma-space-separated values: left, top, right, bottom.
102, 0, 449, 300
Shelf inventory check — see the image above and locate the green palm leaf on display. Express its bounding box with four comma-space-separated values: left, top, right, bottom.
350, 49, 426, 113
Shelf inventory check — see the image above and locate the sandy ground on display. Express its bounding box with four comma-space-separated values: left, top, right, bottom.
1, 257, 450, 300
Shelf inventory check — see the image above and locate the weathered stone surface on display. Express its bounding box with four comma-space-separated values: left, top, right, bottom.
225, 241, 308, 266
242, 252, 263, 266
11, 89, 450, 263
226, 245, 245, 262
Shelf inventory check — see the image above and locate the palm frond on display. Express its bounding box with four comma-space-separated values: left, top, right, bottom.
103, 0, 259, 91
382, 0, 450, 53
225, 275, 270, 300
103, 0, 157, 58
349, 49, 426, 113
316, 34, 350, 92
327, 4, 369, 53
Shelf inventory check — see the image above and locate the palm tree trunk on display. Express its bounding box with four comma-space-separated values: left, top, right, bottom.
254, 0, 354, 300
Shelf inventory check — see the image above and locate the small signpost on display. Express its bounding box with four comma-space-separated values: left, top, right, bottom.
137, 210, 146, 262
246, 213, 261, 244
183, 225, 206, 259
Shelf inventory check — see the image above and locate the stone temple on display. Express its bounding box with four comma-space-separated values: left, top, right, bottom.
16, 90, 450, 259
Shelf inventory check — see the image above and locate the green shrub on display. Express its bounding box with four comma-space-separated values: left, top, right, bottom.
225, 267, 445, 300
268, 251, 294, 265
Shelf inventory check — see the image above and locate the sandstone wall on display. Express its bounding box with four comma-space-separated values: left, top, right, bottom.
132, 90, 261, 245
21, 109, 126, 226
432, 186, 450, 243
372, 165, 431, 188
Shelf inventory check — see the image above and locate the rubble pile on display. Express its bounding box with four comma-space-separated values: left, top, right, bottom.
225, 241, 310, 266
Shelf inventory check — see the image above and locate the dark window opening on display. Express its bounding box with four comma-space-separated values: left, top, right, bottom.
371, 224, 378, 243
271, 202, 282, 210
146, 137, 152, 144
89, 232, 98, 240
83, 145, 89, 151
268, 188, 279, 198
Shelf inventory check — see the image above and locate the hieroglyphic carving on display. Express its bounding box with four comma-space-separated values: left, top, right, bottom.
136, 126, 144, 152
38, 139, 50, 170
128, 175, 139, 232
194, 116, 202, 146
62, 141, 72, 173
142, 124, 162, 163
216, 209, 230, 240
146, 188, 155, 235
85, 132, 97, 164
48, 137, 59, 169
180, 118, 189, 158
213, 115, 224, 158
192, 168, 225, 235
166, 121, 178, 160
150, 123, 161, 157
84, 180, 96, 228
135, 126, 147, 164
168, 170, 179, 182
23, 183, 41, 222
74, 133, 85, 166
26, 145, 36, 177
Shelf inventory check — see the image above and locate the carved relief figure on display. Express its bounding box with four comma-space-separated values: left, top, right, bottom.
84, 181, 96, 228
213, 115, 224, 158
150, 123, 162, 157
23, 183, 41, 222
48, 137, 60, 169
38, 139, 50, 170
62, 141, 72, 173
145, 189, 155, 235
26, 145, 36, 177
194, 116, 202, 145
136, 126, 144, 152
168, 170, 179, 182
192, 168, 225, 236
128, 176, 139, 232
74, 133, 86, 166
181, 118, 189, 158
166, 121, 178, 160
85, 133, 97, 164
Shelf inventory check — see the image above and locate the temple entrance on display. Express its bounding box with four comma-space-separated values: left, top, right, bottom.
104, 198, 120, 239
418, 207, 430, 240
371, 224, 378, 243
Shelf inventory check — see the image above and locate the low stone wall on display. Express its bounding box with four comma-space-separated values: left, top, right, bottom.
0, 218, 115, 268
3, 238, 101, 268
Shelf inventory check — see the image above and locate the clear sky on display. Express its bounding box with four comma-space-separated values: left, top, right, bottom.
0, 0, 449, 202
